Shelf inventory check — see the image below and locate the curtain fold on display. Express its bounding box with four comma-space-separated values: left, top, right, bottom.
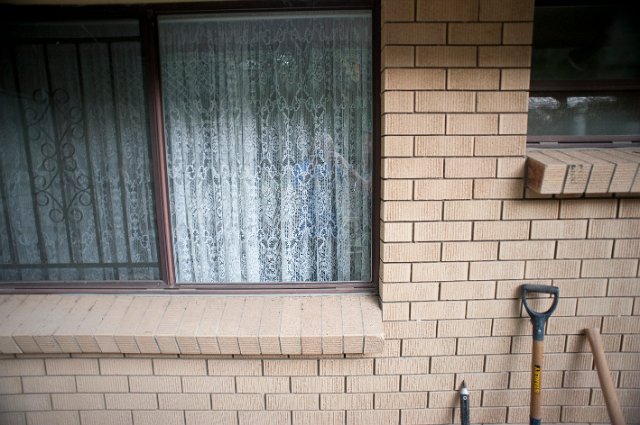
159, 12, 372, 283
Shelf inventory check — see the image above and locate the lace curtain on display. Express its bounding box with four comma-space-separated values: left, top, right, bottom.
159, 12, 372, 283
0, 23, 159, 281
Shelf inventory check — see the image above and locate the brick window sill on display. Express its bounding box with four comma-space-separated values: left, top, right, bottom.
526, 147, 640, 195
0, 294, 384, 356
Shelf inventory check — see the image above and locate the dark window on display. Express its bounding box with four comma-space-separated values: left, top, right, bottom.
528, 1, 640, 146
0, 20, 160, 281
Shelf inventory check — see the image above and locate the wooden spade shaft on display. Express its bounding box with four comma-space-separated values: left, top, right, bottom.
585, 328, 626, 425
530, 340, 544, 422
521, 284, 560, 425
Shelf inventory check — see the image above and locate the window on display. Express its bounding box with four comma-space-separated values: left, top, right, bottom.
527, 1, 640, 146
0, 3, 377, 291
0, 19, 160, 282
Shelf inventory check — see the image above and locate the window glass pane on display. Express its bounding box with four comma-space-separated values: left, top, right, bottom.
159, 12, 372, 283
532, 4, 640, 80
0, 20, 160, 281
528, 91, 640, 137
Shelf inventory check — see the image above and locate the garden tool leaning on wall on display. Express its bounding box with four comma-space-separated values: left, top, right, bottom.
521, 284, 559, 425
585, 328, 627, 425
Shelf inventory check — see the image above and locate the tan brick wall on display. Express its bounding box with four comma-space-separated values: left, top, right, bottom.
0, 1, 639, 425
377, 0, 639, 424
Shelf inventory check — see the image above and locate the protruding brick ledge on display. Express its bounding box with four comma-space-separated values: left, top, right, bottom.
527, 148, 640, 194
0, 294, 384, 356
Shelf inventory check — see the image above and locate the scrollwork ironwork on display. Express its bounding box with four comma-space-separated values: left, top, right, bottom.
25, 88, 92, 224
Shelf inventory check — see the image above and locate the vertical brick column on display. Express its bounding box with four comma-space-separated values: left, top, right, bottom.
380, 0, 534, 298
379, 2, 535, 422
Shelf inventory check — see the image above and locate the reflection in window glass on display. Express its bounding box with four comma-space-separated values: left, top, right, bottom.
529, 3, 640, 141
532, 4, 640, 80
528, 92, 640, 137
159, 12, 372, 283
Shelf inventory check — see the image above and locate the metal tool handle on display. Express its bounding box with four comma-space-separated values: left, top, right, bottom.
521, 284, 559, 342
459, 382, 470, 425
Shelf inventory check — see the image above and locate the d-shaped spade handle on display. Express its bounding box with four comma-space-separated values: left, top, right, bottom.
521, 284, 559, 341
522, 285, 560, 425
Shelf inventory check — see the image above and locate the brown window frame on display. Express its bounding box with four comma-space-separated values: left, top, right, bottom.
0, 1, 380, 295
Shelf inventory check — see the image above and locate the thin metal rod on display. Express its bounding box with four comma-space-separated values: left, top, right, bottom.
106, 42, 133, 270
10, 37, 141, 44
94, 42, 120, 275
43, 43, 75, 263
9, 45, 47, 265
75, 43, 105, 267
0, 169, 17, 265
0, 49, 19, 265
0, 262, 158, 269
